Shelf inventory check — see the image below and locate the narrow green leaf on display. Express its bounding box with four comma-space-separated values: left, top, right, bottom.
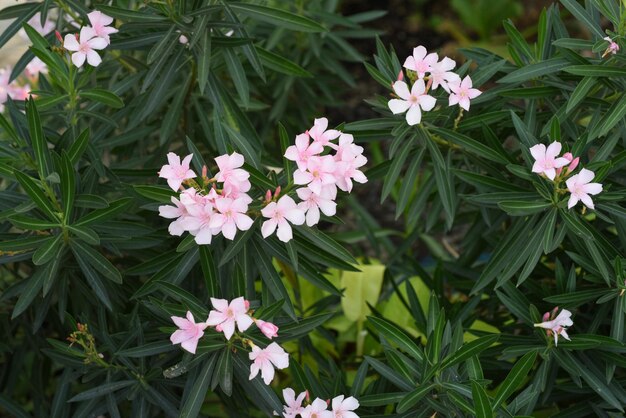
257, 47, 312, 77
493, 350, 537, 409
229, 3, 327, 32
11, 268, 46, 319
179, 355, 218, 418
471, 381, 493, 418
71, 240, 122, 283
367, 316, 424, 363
14, 170, 59, 221
75, 198, 132, 227
26, 98, 50, 178
80, 89, 124, 108
441, 334, 500, 370
396, 384, 434, 413
32, 234, 62, 266
68, 381, 135, 402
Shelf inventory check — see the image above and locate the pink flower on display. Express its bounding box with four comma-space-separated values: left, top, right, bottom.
8, 84, 30, 101
181, 201, 217, 244
293, 155, 337, 195
63, 27, 108, 68
208, 196, 253, 240
158, 196, 189, 236
248, 342, 289, 385
429, 56, 460, 93
331, 395, 360, 418
279, 388, 306, 418
307, 117, 341, 148
284, 133, 323, 170
529, 142, 570, 181
206, 297, 253, 340
158, 152, 196, 191
87, 11, 118, 45
214, 152, 251, 197
297, 186, 337, 226
603, 36, 619, 56
388, 79, 436, 126
261, 195, 305, 242
566, 168, 602, 210
179, 34, 189, 44
534, 309, 573, 346
170, 311, 208, 354
334, 135, 367, 193
555, 152, 579, 177
256, 319, 279, 339
448, 75, 481, 111
25, 57, 48, 79
403, 45, 438, 79
0, 68, 10, 105
301, 398, 332, 418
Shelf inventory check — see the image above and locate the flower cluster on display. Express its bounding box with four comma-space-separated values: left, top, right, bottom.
388, 45, 481, 126
158, 118, 367, 244
63, 11, 117, 68
534, 307, 573, 346
279, 389, 360, 418
158, 152, 254, 244
529, 141, 603, 209
169, 297, 288, 385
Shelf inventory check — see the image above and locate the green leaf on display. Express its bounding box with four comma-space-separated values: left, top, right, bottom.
252, 239, 296, 319
471, 381, 493, 418
199, 245, 218, 298
396, 384, 435, 413
219, 219, 257, 266
133, 185, 176, 203
222, 124, 260, 169
68, 380, 135, 402
430, 127, 510, 164
179, 355, 218, 418
441, 334, 500, 370
0, 2, 39, 50
32, 234, 63, 266
26, 98, 50, 178
14, 170, 59, 221
59, 152, 75, 222
566, 76, 596, 113
493, 350, 537, 409
79, 89, 124, 108
381, 139, 412, 202
367, 316, 424, 363
563, 65, 626, 77
257, 47, 312, 77
11, 268, 46, 319
544, 288, 610, 307
229, 3, 327, 32
196, 29, 211, 95
560, 0, 604, 39
497, 200, 552, 216
70, 240, 122, 283
117, 341, 176, 358
75, 198, 132, 227
9, 215, 59, 230
67, 129, 90, 164
592, 93, 626, 139
425, 136, 455, 229
498, 58, 569, 84
97, 5, 165, 22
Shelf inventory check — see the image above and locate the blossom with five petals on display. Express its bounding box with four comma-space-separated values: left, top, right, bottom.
403, 45, 438, 79
566, 168, 602, 209
214, 152, 251, 196
388, 79, 436, 126
261, 195, 306, 242
284, 133, 323, 170
301, 398, 332, 418
279, 388, 306, 418
248, 342, 289, 385
534, 309, 573, 346
297, 186, 337, 226
158, 152, 196, 191
87, 11, 118, 45
208, 197, 253, 240
529, 142, 569, 181
294, 155, 337, 195
331, 395, 360, 418
206, 297, 253, 340
307, 117, 341, 148
170, 311, 208, 354
448, 75, 481, 111
429, 56, 460, 92
63, 27, 108, 68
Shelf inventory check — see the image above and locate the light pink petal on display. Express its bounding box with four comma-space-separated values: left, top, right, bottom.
313, 117, 329, 132
461, 75, 473, 89
171, 315, 191, 329
545, 142, 562, 159
236, 314, 254, 332
411, 79, 426, 96
403, 55, 417, 71
284, 145, 299, 161
318, 199, 337, 216
293, 169, 313, 185
261, 360, 276, 385
276, 220, 293, 242
305, 206, 320, 226
405, 105, 422, 126
553, 157, 570, 168
392, 81, 411, 100
285, 208, 305, 225
170, 329, 191, 344
181, 337, 199, 354
234, 213, 253, 230
388, 99, 410, 114
194, 227, 213, 245
580, 193, 594, 209
448, 94, 459, 107
63, 34, 79, 51
578, 168, 595, 183
71, 52, 86, 68
583, 183, 602, 195
221, 319, 236, 340
166, 178, 183, 192
544, 168, 556, 181
468, 88, 482, 99
86, 50, 102, 67
159, 205, 182, 219
419, 94, 436, 111
80, 26, 96, 42
87, 36, 108, 50
529, 144, 546, 161
459, 97, 471, 111
221, 221, 237, 240
567, 194, 579, 209
261, 219, 277, 238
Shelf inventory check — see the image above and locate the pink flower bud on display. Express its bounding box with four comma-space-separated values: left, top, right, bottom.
201, 165, 208, 178
274, 186, 281, 199
567, 157, 579, 173
305, 390, 310, 403
244, 299, 250, 311
542, 311, 551, 322
397, 70, 404, 82
55, 30, 63, 43
256, 319, 279, 339
215, 324, 223, 332
179, 34, 189, 44
265, 190, 272, 203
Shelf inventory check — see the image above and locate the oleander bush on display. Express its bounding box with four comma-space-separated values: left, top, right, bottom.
1, 1, 626, 417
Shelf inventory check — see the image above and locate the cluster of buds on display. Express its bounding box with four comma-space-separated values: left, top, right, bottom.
388, 45, 481, 126
278, 388, 360, 418
67, 323, 106, 365
157, 118, 367, 244
62, 11, 118, 68
530, 142, 602, 209
169, 297, 287, 385
533, 307, 573, 346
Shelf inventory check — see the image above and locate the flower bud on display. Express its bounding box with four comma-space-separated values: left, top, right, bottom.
274, 186, 281, 199
567, 157, 579, 173
179, 34, 189, 44
55, 30, 63, 43
397, 70, 404, 82
265, 189, 272, 203
256, 319, 279, 339
244, 299, 250, 311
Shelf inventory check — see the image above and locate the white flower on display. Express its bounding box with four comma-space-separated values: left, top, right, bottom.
388, 80, 436, 126
249, 342, 289, 385
566, 168, 602, 209
534, 309, 573, 346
